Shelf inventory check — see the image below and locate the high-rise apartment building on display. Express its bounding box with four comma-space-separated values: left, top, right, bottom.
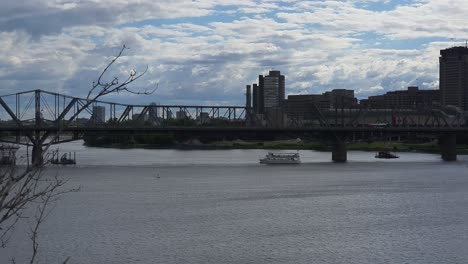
176, 111, 187, 119
245, 85, 252, 108
245, 70, 286, 127
147, 102, 162, 124
247, 71, 284, 114
92, 106, 106, 123
262, 70, 285, 108
258, 76, 264, 113
440, 46, 468, 111
148, 102, 158, 122
252, 84, 258, 113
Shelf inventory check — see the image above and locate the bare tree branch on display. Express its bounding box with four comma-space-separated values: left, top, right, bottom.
1, 44, 150, 263
41, 45, 156, 157
29, 186, 57, 264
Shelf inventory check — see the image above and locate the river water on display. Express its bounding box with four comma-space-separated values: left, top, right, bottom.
2, 141, 468, 263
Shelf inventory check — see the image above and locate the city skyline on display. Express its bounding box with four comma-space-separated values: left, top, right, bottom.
1, 1, 468, 106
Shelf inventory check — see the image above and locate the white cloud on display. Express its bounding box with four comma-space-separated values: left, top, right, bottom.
357, 84, 384, 95
278, 0, 468, 40
0, 0, 461, 105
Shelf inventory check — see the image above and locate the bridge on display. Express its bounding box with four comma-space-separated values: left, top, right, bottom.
1, 90, 467, 163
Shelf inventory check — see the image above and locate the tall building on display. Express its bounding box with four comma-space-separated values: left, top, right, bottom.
245, 71, 286, 126
148, 103, 158, 122
440, 46, 468, 111
245, 85, 252, 108
165, 110, 173, 119
176, 111, 188, 120
262, 70, 285, 108
252, 84, 258, 113
92, 106, 106, 123
198, 112, 210, 124
247, 70, 285, 116
147, 102, 163, 124
258, 76, 264, 113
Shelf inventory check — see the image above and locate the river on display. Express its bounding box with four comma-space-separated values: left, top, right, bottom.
2, 141, 468, 263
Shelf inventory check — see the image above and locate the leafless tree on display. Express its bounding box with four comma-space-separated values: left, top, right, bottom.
0, 45, 154, 263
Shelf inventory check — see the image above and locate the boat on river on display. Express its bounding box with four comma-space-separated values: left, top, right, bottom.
375, 151, 399, 159
0, 144, 19, 165
259, 152, 301, 164
50, 150, 76, 165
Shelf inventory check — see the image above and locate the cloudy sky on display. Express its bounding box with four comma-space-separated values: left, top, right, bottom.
0, 0, 466, 105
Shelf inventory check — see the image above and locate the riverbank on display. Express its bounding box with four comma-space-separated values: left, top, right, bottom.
84, 140, 468, 154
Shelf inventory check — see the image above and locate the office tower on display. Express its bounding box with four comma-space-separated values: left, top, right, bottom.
246, 85, 252, 108
148, 102, 158, 122
92, 106, 106, 123
440, 46, 468, 111
176, 111, 187, 120
198, 112, 210, 124
252, 84, 258, 113
258, 75, 265, 113
279, 74, 285, 104
166, 110, 173, 119
247, 71, 284, 115
262, 70, 285, 109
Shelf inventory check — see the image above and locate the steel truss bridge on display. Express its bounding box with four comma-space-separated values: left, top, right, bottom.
0, 90, 467, 162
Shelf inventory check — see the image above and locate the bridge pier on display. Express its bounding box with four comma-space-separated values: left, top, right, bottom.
31, 144, 44, 166
332, 141, 347, 162
439, 134, 457, 162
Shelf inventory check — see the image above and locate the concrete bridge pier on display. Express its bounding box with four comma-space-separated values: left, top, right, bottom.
439, 134, 457, 162
332, 141, 347, 162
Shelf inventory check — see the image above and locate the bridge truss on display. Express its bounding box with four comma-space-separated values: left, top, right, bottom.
0, 90, 249, 145
0, 89, 467, 147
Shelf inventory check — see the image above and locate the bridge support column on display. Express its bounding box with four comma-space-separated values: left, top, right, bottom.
332, 141, 347, 162
439, 134, 457, 162
32, 143, 43, 166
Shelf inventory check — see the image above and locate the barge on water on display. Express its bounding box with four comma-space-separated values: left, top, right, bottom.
0, 144, 19, 165
375, 151, 399, 159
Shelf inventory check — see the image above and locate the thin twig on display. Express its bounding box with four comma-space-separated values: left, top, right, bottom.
1, 44, 150, 263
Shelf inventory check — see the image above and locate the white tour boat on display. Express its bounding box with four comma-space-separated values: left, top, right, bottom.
259, 152, 301, 164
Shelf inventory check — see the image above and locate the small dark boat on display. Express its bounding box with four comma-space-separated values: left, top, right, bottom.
375, 151, 399, 159
50, 150, 76, 165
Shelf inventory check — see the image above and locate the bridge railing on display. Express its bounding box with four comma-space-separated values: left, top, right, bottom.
0, 89, 250, 129
1, 89, 467, 133
285, 106, 467, 128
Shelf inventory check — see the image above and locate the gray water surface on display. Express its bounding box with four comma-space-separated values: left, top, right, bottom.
3, 142, 468, 264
